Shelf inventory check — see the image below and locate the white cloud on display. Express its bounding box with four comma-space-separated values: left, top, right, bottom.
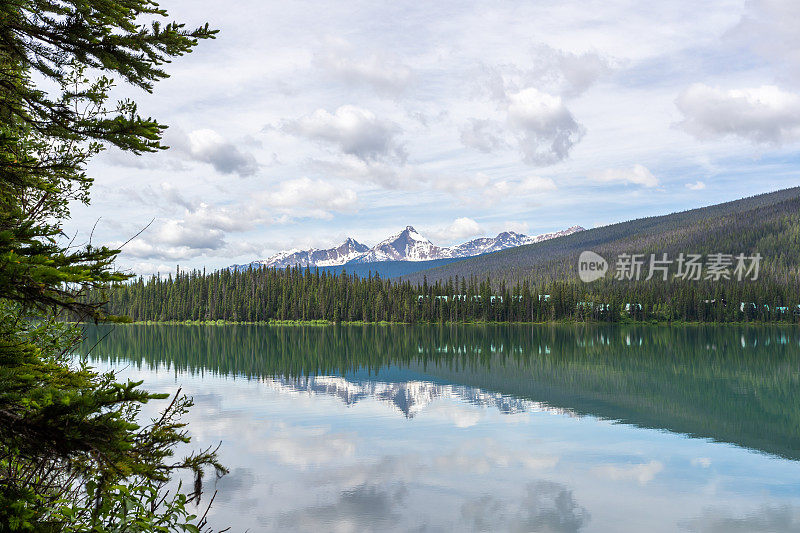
691, 457, 712, 468
593, 460, 664, 484
686, 180, 706, 190
432, 172, 492, 196
185, 203, 254, 232
116, 179, 357, 263
283, 105, 406, 163
124, 262, 174, 277
728, 0, 800, 86
121, 237, 214, 261
459, 119, 505, 153
589, 164, 659, 187
427, 217, 484, 242
523, 44, 612, 98
119, 220, 229, 261
119, 182, 195, 211
262, 425, 356, 467
545, 48, 612, 97
114, 200, 264, 261
159, 183, 194, 209
259, 177, 359, 219
477, 44, 612, 102
486, 176, 558, 200
311, 157, 426, 189
155, 219, 225, 249
518, 176, 558, 193
461, 45, 606, 163
434, 173, 557, 204
315, 41, 413, 95
462, 83, 585, 165
167, 128, 258, 176
676, 84, 800, 144
506, 88, 585, 165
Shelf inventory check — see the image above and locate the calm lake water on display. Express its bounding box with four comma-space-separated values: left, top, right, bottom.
80, 324, 800, 532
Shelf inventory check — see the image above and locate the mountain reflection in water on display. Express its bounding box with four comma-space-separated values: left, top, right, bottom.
81, 323, 800, 461
77, 324, 800, 532
264, 375, 576, 419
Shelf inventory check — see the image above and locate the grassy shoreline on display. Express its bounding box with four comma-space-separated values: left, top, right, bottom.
81, 318, 800, 327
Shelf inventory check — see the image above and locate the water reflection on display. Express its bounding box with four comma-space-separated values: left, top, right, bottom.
682, 505, 800, 533
82, 324, 800, 460
266, 375, 575, 419
460, 481, 590, 533
79, 324, 800, 532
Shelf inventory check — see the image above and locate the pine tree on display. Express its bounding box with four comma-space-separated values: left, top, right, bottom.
1, 1, 223, 530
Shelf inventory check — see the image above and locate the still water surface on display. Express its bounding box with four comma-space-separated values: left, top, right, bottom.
80, 324, 800, 532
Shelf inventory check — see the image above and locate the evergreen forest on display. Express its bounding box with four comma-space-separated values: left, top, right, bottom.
96, 265, 800, 324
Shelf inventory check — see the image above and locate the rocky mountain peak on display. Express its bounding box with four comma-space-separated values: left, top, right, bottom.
231, 225, 584, 271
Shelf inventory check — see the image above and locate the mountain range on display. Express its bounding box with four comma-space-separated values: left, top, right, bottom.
232, 225, 584, 271
402, 186, 800, 285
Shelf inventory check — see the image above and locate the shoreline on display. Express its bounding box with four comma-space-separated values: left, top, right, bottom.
79, 319, 800, 327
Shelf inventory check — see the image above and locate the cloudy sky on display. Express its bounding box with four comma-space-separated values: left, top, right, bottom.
68, 0, 800, 274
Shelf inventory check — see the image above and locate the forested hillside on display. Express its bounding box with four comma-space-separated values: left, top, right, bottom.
315, 256, 466, 278
404, 187, 800, 285
95, 187, 800, 324
95, 265, 800, 324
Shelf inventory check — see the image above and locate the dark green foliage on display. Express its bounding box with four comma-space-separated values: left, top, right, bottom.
1, 0, 216, 151
0, 308, 226, 531
97, 263, 800, 324
1, 0, 216, 319
1, 0, 222, 530
312, 256, 467, 279
0, 66, 128, 321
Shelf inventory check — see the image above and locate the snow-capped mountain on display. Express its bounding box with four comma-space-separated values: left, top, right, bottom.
353, 226, 443, 263
437, 226, 583, 258
233, 237, 369, 270
444, 231, 530, 258
232, 225, 584, 270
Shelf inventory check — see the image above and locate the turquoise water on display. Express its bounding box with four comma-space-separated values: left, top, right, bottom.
81, 324, 800, 532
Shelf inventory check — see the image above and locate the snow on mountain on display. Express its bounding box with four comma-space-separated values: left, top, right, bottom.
353, 226, 444, 263
526, 225, 585, 244
444, 231, 532, 257
264, 375, 578, 419
231, 237, 369, 271
433, 225, 584, 259
232, 225, 584, 270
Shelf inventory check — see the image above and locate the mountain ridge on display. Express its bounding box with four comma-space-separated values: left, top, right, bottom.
231, 225, 585, 271
401, 186, 800, 285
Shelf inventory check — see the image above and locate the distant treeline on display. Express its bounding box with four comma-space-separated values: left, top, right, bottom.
93, 265, 800, 323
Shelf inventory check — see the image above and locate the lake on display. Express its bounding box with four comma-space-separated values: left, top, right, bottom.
80, 324, 800, 532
